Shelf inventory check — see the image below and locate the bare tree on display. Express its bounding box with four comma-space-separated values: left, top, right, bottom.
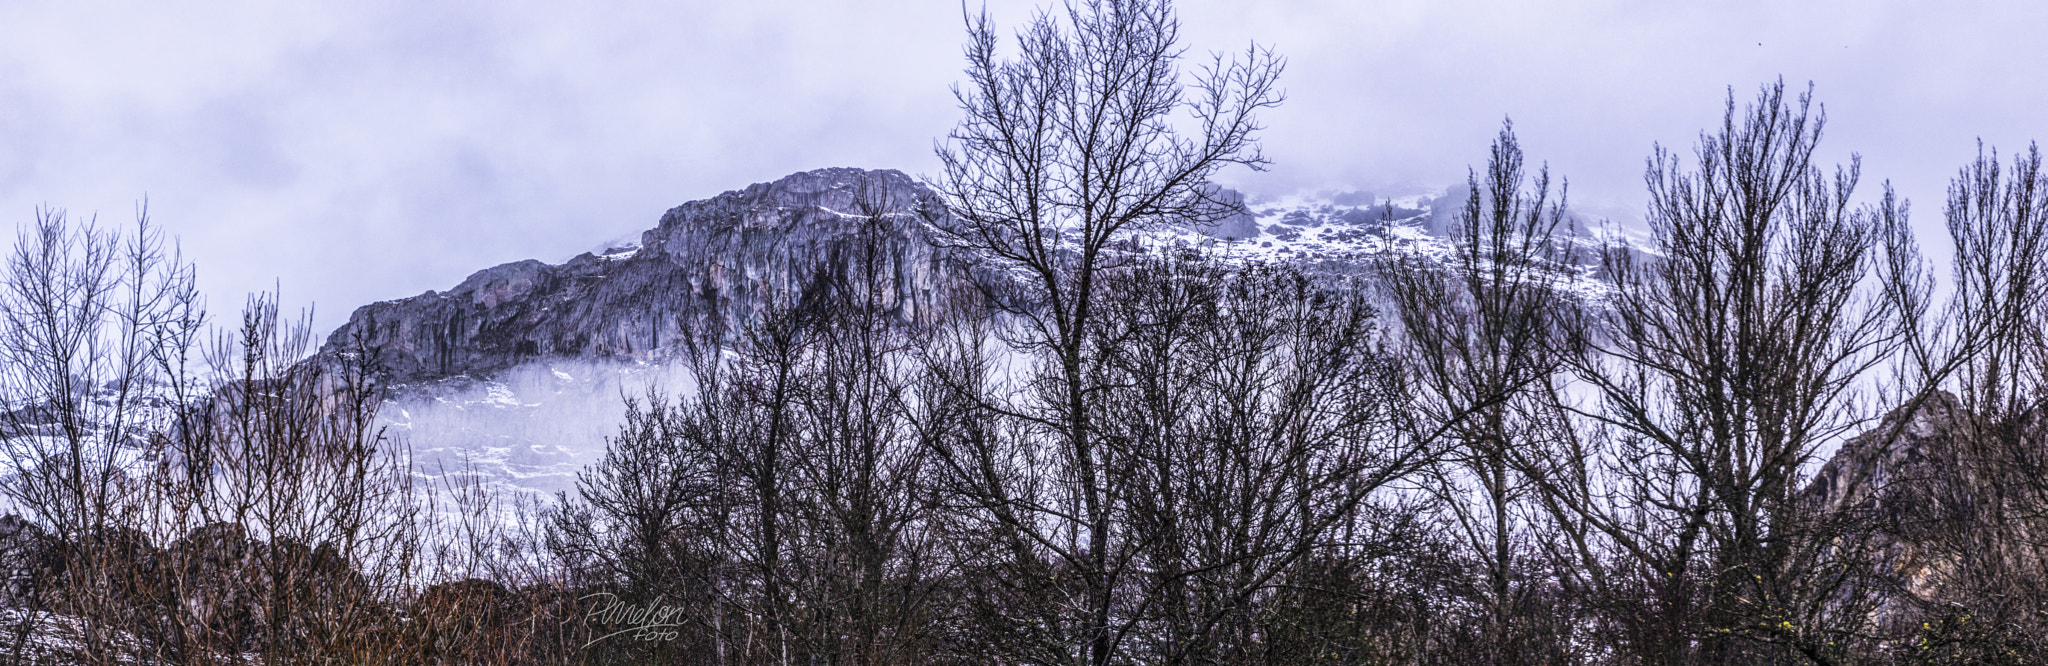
0, 205, 202, 662
118, 292, 425, 664
548, 175, 946, 665
548, 390, 726, 664
928, 1, 1282, 662
0, 202, 441, 663
781, 179, 943, 664
0, 205, 198, 541
1377, 120, 1580, 664
1532, 81, 1906, 665
1874, 142, 2048, 661
1090, 255, 1420, 664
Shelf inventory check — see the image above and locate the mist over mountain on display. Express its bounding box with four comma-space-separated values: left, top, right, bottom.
337, 166, 1492, 504
337, 166, 1638, 521
328, 166, 1632, 387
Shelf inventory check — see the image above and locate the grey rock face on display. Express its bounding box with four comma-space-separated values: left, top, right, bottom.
1804, 393, 1971, 519
1799, 391, 2048, 626
322, 167, 956, 383
1188, 186, 1261, 240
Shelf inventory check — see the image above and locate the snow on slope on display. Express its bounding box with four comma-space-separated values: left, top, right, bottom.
385, 361, 693, 510
386, 186, 1653, 514
1133, 188, 1649, 303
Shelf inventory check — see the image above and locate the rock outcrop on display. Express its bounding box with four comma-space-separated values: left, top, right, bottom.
1805, 393, 1971, 520
1802, 391, 2048, 632
322, 168, 957, 383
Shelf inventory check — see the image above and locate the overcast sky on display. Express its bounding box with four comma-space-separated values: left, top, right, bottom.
4, 1, 2046, 333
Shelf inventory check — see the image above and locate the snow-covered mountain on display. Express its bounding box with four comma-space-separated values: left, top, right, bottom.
340, 167, 1645, 505
328, 168, 1647, 382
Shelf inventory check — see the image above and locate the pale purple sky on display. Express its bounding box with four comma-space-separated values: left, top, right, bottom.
3, 0, 2044, 332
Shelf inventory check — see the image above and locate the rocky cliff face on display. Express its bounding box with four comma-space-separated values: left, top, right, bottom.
320, 167, 1615, 385
1805, 393, 1971, 520
1802, 391, 2048, 627
322, 167, 956, 383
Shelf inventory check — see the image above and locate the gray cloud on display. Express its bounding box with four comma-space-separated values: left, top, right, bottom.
2, 1, 2043, 332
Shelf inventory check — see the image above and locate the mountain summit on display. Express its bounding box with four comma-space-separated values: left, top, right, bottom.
324, 167, 953, 383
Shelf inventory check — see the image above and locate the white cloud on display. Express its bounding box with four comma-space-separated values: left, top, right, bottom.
1, 0, 2041, 332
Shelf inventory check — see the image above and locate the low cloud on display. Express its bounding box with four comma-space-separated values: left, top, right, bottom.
3, 1, 2039, 331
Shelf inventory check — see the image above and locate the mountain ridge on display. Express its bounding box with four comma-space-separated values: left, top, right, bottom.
324, 165, 1659, 390
323, 167, 955, 384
